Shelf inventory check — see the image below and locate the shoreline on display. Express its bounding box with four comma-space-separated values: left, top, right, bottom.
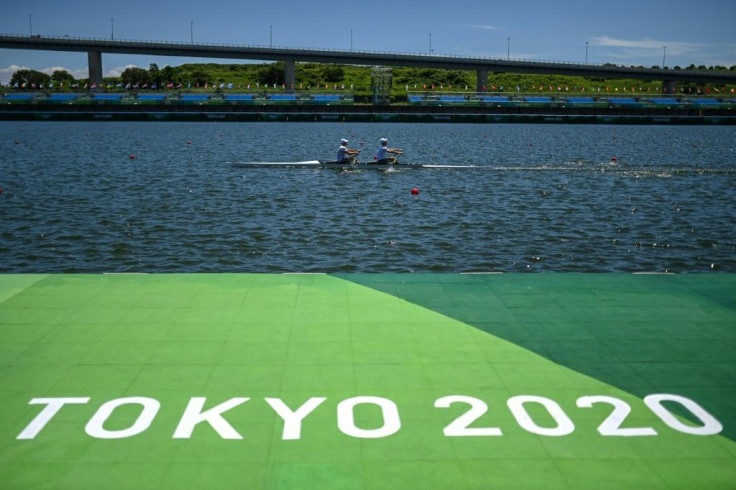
1, 104, 734, 124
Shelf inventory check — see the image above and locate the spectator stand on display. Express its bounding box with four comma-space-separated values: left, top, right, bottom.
2, 93, 36, 104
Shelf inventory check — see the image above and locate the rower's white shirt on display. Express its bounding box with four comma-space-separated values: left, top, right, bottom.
376, 145, 388, 160
337, 145, 348, 161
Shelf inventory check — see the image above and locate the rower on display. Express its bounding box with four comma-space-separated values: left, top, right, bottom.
376, 138, 403, 163
337, 139, 360, 163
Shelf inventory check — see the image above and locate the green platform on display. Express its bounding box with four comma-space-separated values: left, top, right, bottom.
1, 273, 735, 489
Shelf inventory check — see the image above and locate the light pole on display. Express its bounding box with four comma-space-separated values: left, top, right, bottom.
350, 29, 353, 51
270, 25, 273, 47
662, 46, 667, 68
429, 33, 432, 54
111, 17, 114, 40
585, 41, 589, 63
507, 37, 510, 60
29, 14, 32, 36
190, 21, 193, 44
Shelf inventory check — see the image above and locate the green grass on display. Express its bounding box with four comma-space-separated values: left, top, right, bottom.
103, 62, 736, 100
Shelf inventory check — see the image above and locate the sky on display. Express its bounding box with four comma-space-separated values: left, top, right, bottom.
1, 0, 735, 85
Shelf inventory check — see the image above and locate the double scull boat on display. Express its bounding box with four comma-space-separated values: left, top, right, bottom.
231, 160, 478, 169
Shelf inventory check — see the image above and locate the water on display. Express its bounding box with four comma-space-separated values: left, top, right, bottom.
1, 121, 734, 273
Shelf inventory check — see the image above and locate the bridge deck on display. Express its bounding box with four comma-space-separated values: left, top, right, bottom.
1, 34, 734, 85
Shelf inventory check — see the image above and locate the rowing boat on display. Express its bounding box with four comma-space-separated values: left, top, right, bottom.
231, 160, 478, 169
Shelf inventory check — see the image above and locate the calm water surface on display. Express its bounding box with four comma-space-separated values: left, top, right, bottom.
1, 121, 734, 273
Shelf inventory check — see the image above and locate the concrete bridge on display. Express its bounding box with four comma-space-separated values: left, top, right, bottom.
2, 34, 735, 94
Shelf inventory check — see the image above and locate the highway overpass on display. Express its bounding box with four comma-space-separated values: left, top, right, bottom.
2, 34, 735, 94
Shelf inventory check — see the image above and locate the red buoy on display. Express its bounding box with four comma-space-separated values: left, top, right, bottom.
411, 187, 419, 195
611, 156, 617, 162
129, 154, 136, 160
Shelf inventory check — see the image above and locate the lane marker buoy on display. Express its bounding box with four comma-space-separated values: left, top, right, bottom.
411, 188, 419, 195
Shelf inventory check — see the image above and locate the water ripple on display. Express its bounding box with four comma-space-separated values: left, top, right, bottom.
1, 122, 734, 273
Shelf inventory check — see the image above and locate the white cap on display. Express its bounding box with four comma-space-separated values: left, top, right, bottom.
341, 139, 349, 144
379, 138, 388, 143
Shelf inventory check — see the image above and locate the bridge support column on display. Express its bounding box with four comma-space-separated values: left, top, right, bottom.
87, 51, 103, 89
662, 80, 676, 94
476, 70, 488, 92
284, 60, 296, 92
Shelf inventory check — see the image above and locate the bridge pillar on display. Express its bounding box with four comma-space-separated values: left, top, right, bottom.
284, 60, 296, 92
662, 80, 677, 94
476, 70, 488, 92
87, 51, 103, 89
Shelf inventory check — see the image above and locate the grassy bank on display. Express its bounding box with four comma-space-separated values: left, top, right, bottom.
10, 62, 735, 99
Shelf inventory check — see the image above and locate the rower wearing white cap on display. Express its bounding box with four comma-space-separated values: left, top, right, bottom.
337, 138, 360, 162
376, 138, 403, 163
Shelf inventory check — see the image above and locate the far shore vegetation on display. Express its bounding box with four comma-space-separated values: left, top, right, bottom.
7, 61, 736, 102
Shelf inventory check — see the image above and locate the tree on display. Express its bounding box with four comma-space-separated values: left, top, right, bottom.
10, 69, 51, 88
148, 63, 162, 86
322, 65, 344, 83
160, 65, 175, 83
121, 67, 149, 86
51, 70, 75, 84
189, 70, 209, 86
257, 63, 284, 85
10, 70, 51, 88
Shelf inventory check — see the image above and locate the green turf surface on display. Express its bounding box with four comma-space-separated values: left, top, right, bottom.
341, 273, 736, 442
1, 273, 734, 489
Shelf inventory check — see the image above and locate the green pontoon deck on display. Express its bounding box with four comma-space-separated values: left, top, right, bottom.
1, 273, 735, 489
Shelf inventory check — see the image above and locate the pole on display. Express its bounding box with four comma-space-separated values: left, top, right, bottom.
585, 41, 589, 63
111, 18, 114, 40
350, 29, 353, 51
270, 26, 273, 47
190, 21, 193, 43
507, 37, 510, 60
429, 33, 432, 54
662, 46, 666, 68
29, 14, 32, 36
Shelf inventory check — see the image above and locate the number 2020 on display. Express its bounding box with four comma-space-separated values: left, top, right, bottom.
435, 394, 722, 437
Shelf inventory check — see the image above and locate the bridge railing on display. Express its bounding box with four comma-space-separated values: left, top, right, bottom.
0, 32, 584, 64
